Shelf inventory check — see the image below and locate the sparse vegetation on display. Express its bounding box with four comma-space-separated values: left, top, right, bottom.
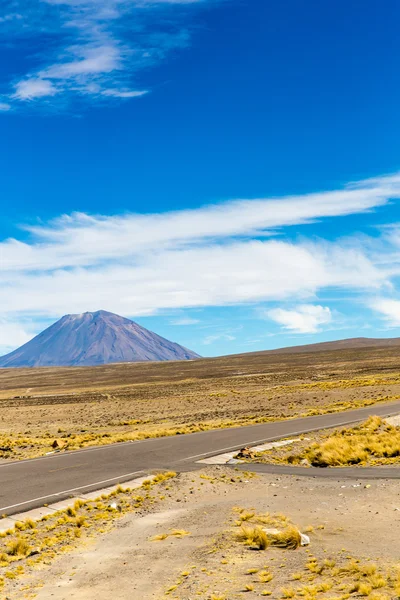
251, 416, 400, 467
0, 470, 177, 594
3, 468, 400, 600
2, 347, 400, 460
152, 529, 191, 542
235, 509, 302, 551
160, 498, 400, 600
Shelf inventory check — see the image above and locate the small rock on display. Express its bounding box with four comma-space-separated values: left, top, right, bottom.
235, 447, 255, 459
300, 533, 310, 546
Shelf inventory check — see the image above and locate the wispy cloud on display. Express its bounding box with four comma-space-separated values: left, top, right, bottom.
1, 173, 400, 346
0, 0, 206, 110
267, 305, 332, 334
370, 299, 400, 327
0, 318, 35, 355
170, 317, 200, 325
3, 172, 399, 272
203, 333, 236, 345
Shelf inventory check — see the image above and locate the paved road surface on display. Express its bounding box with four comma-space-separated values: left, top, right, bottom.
2, 400, 400, 515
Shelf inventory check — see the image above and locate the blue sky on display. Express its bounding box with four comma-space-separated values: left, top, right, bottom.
1, 0, 400, 357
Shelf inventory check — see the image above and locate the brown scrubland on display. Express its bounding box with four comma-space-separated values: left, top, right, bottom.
3, 344, 400, 598
1, 344, 400, 459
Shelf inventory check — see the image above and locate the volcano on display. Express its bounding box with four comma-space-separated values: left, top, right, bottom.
0, 310, 200, 368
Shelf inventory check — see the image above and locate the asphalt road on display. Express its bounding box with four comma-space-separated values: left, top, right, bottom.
2, 400, 400, 516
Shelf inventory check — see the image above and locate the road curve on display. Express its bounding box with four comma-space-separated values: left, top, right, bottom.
2, 399, 400, 515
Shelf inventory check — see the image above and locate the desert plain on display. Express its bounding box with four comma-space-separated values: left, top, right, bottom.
3, 342, 400, 599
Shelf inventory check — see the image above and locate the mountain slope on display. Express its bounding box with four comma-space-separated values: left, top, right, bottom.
231, 336, 400, 357
0, 311, 200, 367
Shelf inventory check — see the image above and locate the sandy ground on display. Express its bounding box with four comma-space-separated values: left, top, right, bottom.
10, 467, 400, 600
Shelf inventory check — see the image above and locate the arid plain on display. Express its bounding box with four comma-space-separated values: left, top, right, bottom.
2, 342, 400, 460
3, 343, 400, 599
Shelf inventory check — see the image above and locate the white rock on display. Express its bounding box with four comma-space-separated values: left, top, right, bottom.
300, 533, 310, 546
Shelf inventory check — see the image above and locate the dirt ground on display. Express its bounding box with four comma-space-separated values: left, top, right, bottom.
2, 345, 400, 459
7, 467, 400, 600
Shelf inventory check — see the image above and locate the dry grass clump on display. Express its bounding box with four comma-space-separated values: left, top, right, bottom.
235, 509, 302, 551
6, 538, 31, 557
268, 526, 302, 550
151, 529, 191, 542
302, 416, 400, 467
237, 526, 270, 550
259, 570, 273, 583
254, 416, 400, 468
152, 533, 169, 542
281, 586, 296, 598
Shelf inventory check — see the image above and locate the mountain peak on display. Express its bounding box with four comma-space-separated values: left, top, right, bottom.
62, 310, 113, 319
0, 311, 200, 368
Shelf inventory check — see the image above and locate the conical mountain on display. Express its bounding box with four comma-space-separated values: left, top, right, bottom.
0, 310, 200, 367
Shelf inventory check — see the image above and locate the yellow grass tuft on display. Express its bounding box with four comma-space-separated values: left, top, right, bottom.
236, 526, 270, 550
6, 538, 31, 557
304, 417, 400, 467
151, 529, 190, 542
259, 570, 274, 583
151, 533, 169, 541
239, 511, 256, 522
269, 526, 302, 550
170, 529, 191, 538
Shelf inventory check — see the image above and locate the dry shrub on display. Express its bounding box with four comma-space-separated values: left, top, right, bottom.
300, 416, 400, 467
6, 538, 31, 557
268, 525, 302, 550
236, 526, 270, 550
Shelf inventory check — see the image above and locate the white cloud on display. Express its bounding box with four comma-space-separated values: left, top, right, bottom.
370, 299, 400, 327
0, 102, 11, 111
0, 319, 34, 354
0, 239, 385, 318
0, 173, 400, 349
2, 172, 399, 273
102, 89, 147, 98
267, 305, 332, 334
0, 13, 22, 23
203, 333, 236, 345
13, 79, 58, 100
171, 317, 200, 325
1, 0, 205, 108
